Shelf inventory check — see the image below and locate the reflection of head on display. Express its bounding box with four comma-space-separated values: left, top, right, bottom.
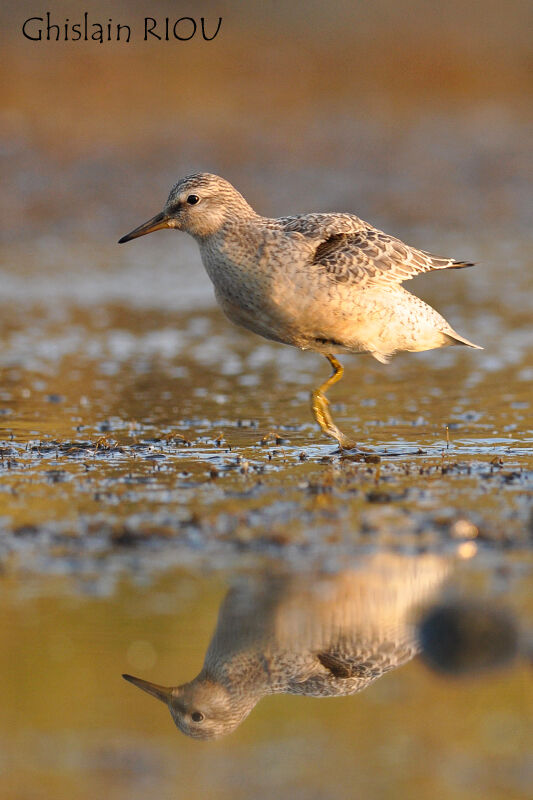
124, 554, 452, 740
123, 673, 257, 740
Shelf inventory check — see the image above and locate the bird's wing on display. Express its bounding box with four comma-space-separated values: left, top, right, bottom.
317, 639, 419, 679
278, 214, 474, 286
317, 651, 360, 678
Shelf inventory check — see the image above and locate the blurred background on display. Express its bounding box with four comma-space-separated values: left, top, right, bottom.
1, 0, 532, 241
1, 1, 532, 799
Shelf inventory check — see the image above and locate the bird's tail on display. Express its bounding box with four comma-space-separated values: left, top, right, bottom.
441, 330, 483, 349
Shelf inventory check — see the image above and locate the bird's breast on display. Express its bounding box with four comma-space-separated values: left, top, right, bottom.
198, 230, 317, 345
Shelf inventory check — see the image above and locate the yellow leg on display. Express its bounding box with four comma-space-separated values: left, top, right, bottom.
311, 354, 358, 450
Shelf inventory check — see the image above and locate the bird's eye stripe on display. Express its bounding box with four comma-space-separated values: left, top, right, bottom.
187, 194, 200, 205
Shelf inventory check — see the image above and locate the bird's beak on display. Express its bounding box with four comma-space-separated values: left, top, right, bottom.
122, 673, 172, 704
118, 211, 172, 244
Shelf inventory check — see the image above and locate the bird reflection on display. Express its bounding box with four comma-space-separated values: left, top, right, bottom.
123, 553, 450, 740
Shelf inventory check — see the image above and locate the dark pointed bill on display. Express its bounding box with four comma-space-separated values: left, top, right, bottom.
122, 673, 172, 704
118, 211, 170, 244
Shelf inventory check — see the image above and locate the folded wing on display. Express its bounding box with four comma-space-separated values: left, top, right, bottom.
279, 213, 474, 286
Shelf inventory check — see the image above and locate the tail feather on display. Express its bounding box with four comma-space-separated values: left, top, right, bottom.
446, 260, 476, 270
442, 330, 483, 350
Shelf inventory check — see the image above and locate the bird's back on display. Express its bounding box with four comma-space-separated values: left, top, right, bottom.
198, 207, 480, 360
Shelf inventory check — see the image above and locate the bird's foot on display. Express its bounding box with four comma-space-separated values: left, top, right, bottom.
311, 390, 359, 451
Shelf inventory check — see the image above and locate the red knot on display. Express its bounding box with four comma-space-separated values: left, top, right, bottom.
119, 173, 482, 449
122, 554, 450, 739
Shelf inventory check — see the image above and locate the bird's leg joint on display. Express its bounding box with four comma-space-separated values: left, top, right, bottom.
311, 354, 358, 450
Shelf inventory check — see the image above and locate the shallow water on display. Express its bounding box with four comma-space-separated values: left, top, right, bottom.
1, 208, 531, 798
0, 251, 530, 574
3, 553, 532, 800
1, 3, 532, 794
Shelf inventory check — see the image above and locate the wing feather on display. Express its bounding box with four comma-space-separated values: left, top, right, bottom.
276, 213, 474, 285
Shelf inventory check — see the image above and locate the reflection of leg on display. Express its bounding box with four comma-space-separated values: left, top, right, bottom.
311, 354, 358, 450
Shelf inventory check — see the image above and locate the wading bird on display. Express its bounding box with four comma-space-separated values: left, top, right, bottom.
123, 553, 450, 739
119, 174, 481, 448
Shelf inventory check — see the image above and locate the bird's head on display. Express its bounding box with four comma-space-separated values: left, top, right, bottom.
118, 173, 255, 243
122, 672, 257, 740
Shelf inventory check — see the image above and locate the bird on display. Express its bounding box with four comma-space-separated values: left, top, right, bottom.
123, 553, 451, 740
119, 173, 482, 449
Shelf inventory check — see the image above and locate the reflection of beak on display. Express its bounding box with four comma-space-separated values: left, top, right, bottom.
122, 673, 172, 704
118, 211, 172, 244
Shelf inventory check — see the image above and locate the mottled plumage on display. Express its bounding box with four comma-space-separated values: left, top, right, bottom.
119, 173, 482, 446
123, 553, 451, 739
273, 213, 474, 286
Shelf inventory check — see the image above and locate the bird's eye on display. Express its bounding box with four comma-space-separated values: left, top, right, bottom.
191, 711, 204, 723
187, 195, 200, 205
